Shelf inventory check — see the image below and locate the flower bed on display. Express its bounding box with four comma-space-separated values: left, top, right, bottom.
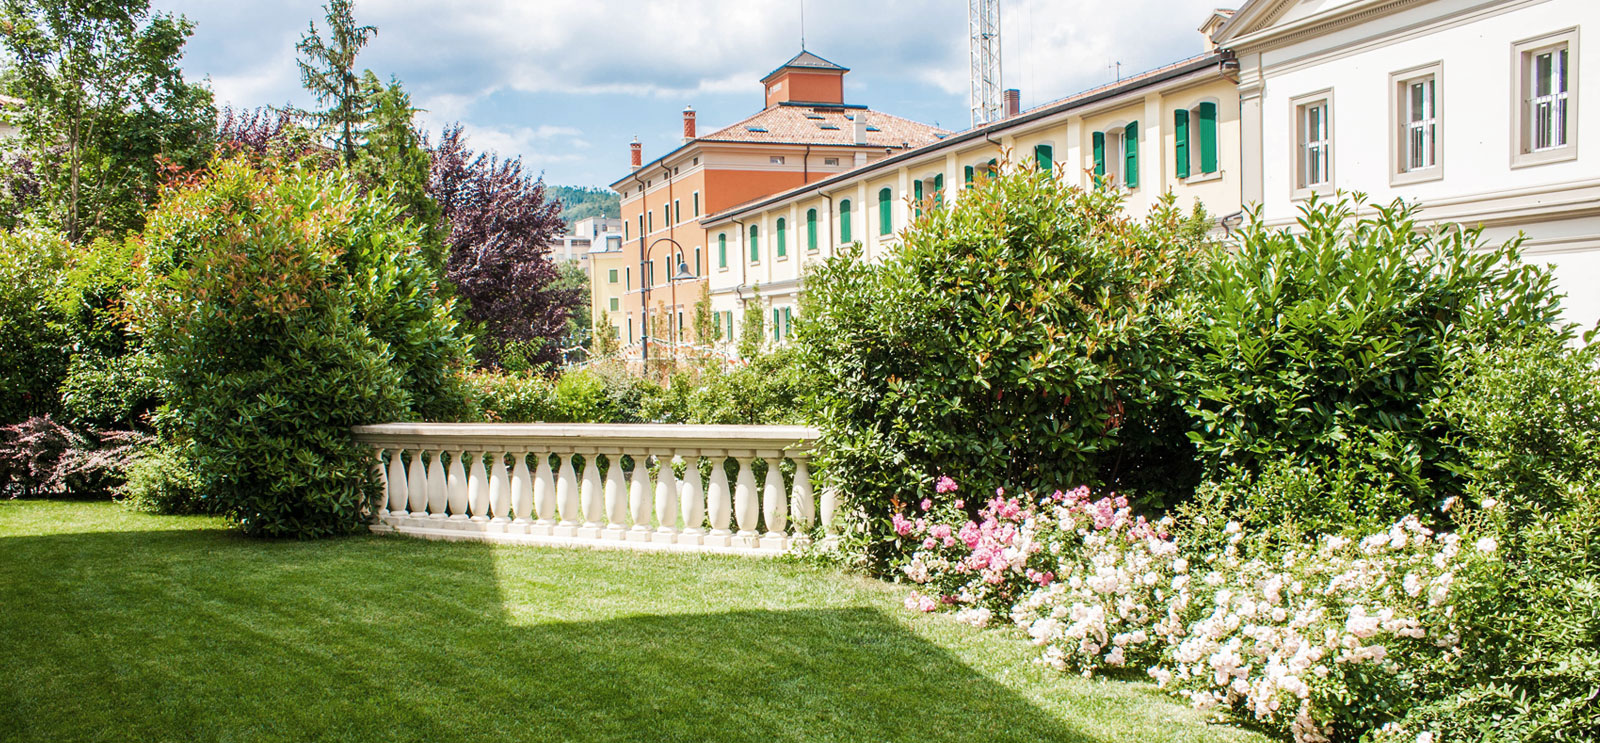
891, 481, 1495, 743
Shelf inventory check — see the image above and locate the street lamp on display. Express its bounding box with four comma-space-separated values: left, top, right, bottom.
641, 236, 698, 366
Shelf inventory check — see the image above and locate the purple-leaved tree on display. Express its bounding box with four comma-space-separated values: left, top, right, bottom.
429, 124, 577, 369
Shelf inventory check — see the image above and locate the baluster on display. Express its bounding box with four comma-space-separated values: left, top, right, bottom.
733, 457, 759, 542
533, 453, 557, 534
790, 456, 814, 543
705, 456, 732, 547
426, 450, 447, 520
385, 448, 406, 518
628, 454, 652, 540
761, 454, 788, 549
653, 453, 679, 542
578, 453, 603, 538
555, 453, 580, 535
489, 451, 511, 525
467, 452, 489, 523
820, 484, 840, 549
603, 454, 627, 538
678, 454, 705, 545
511, 452, 533, 528
447, 450, 468, 521
407, 449, 428, 518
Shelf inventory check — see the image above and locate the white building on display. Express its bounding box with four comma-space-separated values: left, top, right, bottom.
554, 216, 623, 269
1217, 0, 1600, 325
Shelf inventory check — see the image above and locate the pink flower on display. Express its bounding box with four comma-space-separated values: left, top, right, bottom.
922, 537, 938, 549
936, 476, 958, 494
891, 513, 913, 536
904, 591, 937, 612
930, 524, 952, 540
954, 499, 965, 509
919, 498, 932, 511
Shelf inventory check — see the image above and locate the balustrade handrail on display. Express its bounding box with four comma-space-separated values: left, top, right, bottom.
351, 422, 818, 454
353, 421, 833, 556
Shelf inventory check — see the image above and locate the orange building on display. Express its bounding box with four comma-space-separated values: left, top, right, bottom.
596, 51, 947, 362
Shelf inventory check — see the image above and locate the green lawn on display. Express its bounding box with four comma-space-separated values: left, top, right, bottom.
0, 500, 1264, 743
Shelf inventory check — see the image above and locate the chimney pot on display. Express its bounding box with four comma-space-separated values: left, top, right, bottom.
682, 106, 696, 142
630, 137, 642, 169
852, 112, 868, 145
1004, 89, 1021, 118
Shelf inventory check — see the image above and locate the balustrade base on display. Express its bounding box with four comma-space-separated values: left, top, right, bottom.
372, 516, 795, 556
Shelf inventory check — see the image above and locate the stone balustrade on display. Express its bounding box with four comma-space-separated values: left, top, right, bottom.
351, 423, 834, 556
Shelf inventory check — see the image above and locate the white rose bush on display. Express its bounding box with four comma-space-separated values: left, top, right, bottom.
891, 478, 1503, 743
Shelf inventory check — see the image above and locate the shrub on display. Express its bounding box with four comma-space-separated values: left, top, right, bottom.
133, 155, 471, 538
59, 350, 162, 430
119, 444, 206, 514
0, 227, 73, 424
0, 415, 148, 496
1181, 196, 1565, 530
796, 166, 1212, 568
682, 347, 809, 425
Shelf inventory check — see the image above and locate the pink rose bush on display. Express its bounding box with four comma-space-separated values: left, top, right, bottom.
891, 479, 1486, 743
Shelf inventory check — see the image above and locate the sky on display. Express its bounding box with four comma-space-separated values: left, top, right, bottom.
158, 0, 1226, 190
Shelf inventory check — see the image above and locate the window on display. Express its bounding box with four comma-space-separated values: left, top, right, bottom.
714, 310, 723, 340
606, 235, 621, 251
770, 155, 786, 164
609, 297, 619, 312
1123, 122, 1139, 188
625, 266, 631, 290
913, 180, 922, 218
608, 268, 618, 284
1034, 143, 1054, 172
776, 217, 787, 258
806, 208, 818, 252
1389, 65, 1442, 184
718, 233, 727, 269
964, 165, 975, 186
662, 204, 669, 229
932, 174, 944, 207
878, 187, 892, 236
674, 200, 681, 224
824, 157, 839, 166
784, 307, 793, 341
627, 317, 634, 344
1513, 30, 1578, 166
725, 311, 734, 340
1091, 126, 1136, 187
693, 192, 700, 217
1175, 102, 1219, 179
624, 220, 630, 241
839, 199, 852, 243
749, 225, 759, 263
1292, 91, 1333, 196
647, 211, 653, 233
773, 308, 781, 343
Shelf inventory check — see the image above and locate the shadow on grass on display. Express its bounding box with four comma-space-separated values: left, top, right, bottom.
0, 522, 1098, 743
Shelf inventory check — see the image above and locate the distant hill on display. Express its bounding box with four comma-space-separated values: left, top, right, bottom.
547, 185, 620, 229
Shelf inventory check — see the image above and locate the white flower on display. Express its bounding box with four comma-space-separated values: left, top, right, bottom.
1225, 520, 1242, 535
1475, 537, 1498, 554
1417, 732, 1435, 743
1441, 496, 1459, 513
1481, 497, 1499, 510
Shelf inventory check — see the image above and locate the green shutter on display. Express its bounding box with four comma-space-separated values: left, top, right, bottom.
714, 310, 722, 340
933, 173, 944, 205
749, 225, 758, 262
784, 307, 793, 340
878, 187, 892, 235
772, 308, 780, 342
1174, 108, 1190, 179
806, 209, 817, 251
608, 268, 618, 283
776, 218, 786, 257
1092, 131, 1106, 177
964, 165, 974, 186
693, 192, 700, 216
1124, 121, 1139, 189
1035, 143, 1054, 172
839, 200, 852, 243
1198, 102, 1218, 174
913, 180, 923, 218
609, 297, 618, 312
718, 234, 727, 268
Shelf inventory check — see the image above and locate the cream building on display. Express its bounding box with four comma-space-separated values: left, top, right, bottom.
1216, 0, 1600, 324
700, 52, 1245, 354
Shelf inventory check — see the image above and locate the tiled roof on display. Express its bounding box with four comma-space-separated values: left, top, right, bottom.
1030, 53, 1214, 111
761, 50, 849, 82
698, 104, 950, 149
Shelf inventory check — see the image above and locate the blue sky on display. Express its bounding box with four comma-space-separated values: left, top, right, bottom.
159, 0, 1223, 189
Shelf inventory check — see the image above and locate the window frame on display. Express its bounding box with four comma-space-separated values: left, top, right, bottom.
877, 187, 893, 236
608, 268, 618, 284
775, 217, 788, 260
1389, 62, 1444, 186
748, 224, 760, 264
718, 233, 728, 270
609, 297, 619, 312
806, 208, 819, 252
1511, 28, 1579, 168
1290, 89, 1335, 200
839, 199, 852, 243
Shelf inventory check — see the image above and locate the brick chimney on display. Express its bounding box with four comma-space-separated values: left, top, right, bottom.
1004, 89, 1021, 118
630, 137, 642, 169
853, 112, 868, 145
682, 106, 696, 141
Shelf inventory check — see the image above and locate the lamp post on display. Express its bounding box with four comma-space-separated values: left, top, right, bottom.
641, 236, 698, 367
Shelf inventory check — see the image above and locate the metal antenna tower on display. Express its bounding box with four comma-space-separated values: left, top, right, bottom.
969, 0, 1002, 127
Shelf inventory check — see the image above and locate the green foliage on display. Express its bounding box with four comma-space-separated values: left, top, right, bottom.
546, 184, 620, 228
797, 166, 1211, 567
118, 443, 204, 514
59, 350, 160, 430
134, 155, 472, 538
295, 0, 376, 165
1, 0, 216, 241
552, 260, 591, 349
0, 227, 73, 424
354, 72, 442, 269
1181, 196, 1566, 529
738, 289, 766, 361
681, 347, 808, 425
